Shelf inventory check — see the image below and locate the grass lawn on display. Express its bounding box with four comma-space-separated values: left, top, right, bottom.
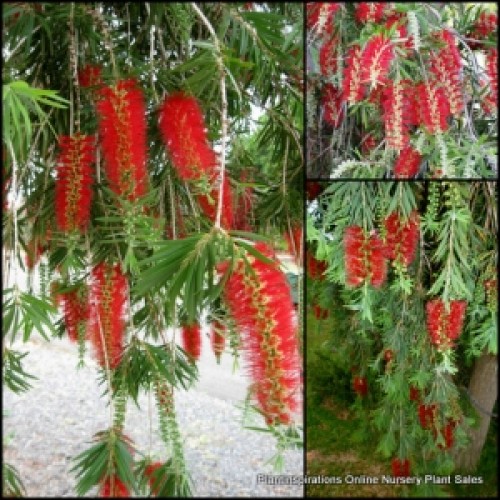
305, 311, 498, 498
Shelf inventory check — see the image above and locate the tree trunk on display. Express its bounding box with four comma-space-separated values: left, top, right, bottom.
454, 352, 498, 471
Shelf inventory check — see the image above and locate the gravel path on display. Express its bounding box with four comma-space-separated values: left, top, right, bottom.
3, 336, 303, 497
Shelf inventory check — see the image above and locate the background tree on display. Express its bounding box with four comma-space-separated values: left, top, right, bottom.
307, 181, 497, 496
2, 2, 303, 496
306, 2, 498, 178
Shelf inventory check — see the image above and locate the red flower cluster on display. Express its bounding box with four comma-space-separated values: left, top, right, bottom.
353, 376, 368, 396
159, 92, 234, 229
59, 286, 89, 343
306, 182, 325, 201
486, 48, 498, 106
99, 476, 129, 497
342, 45, 364, 103
384, 210, 420, 266
360, 35, 394, 89
313, 304, 329, 320
55, 134, 94, 233
391, 458, 410, 477
435, 419, 456, 450
381, 80, 414, 151
429, 30, 464, 116
361, 133, 378, 155
344, 226, 387, 288
319, 37, 338, 78
88, 262, 128, 369
409, 385, 421, 402
393, 145, 422, 178
223, 242, 301, 426
418, 403, 437, 430
307, 3, 341, 37
210, 321, 226, 363
321, 83, 345, 128
181, 322, 201, 362
468, 11, 497, 49
355, 3, 386, 24
426, 299, 467, 349
97, 79, 148, 200
416, 81, 451, 134
385, 14, 414, 52
307, 250, 327, 280
78, 64, 102, 88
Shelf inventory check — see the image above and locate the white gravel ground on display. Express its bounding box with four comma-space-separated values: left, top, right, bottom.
3, 334, 304, 497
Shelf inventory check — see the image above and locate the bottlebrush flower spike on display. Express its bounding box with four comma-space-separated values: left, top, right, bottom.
210, 321, 226, 363
319, 37, 338, 78
355, 3, 386, 24
416, 81, 451, 134
99, 476, 129, 497
55, 134, 94, 233
473, 11, 498, 40
392, 458, 411, 477
426, 299, 467, 349
88, 263, 128, 369
360, 35, 394, 89
342, 45, 364, 103
384, 210, 420, 266
78, 64, 102, 88
486, 49, 498, 104
361, 133, 378, 155
369, 232, 387, 288
322, 83, 345, 128
59, 286, 90, 342
307, 3, 340, 37
344, 226, 366, 287
97, 79, 148, 200
306, 182, 325, 201
223, 242, 301, 426
393, 146, 421, 178
144, 462, 165, 495
429, 30, 464, 116
353, 376, 368, 396
158, 92, 217, 181
418, 403, 437, 429
181, 322, 201, 362
381, 80, 412, 151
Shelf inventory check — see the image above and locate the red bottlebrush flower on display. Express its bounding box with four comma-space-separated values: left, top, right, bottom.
473, 11, 498, 40
144, 462, 165, 495
223, 242, 301, 426
418, 403, 437, 430
426, 299, 467, 349
409, 385, 421, 402
319, 37, 338, 78
158, 92, 217, 181
486, 49, 498, 104
439, 421, 455, 450
342, 45, 365, 103
343, 225, 366, 287
97, 79, 148, 200
416, 81, 451, 134
181, 322, 201, 362
368, 232, 387, 288
321, 83, 345, 128
99, 476, 129, 497
59, 285, 90, 342
88, 262, 128, 369
353, 376, 368, 397
210, 321, 226, 363
307, 250, 327, 280
381, 80, 412, 151
447, 300, 467, 341
78, 64, 102, 88
55, 134, 94, 233
355, 3, 386, 24
196, 174, 234, 230
307, 3, 340, 37
313, 304, 329, 320
393, 146, 421, 178
284, 224, 302, 265
392, 458, 411, 477
361, 133, 378, 155
429, 30, 464, 117
360, 35, 394, 89
306, 181, 325, 201
385, 15, 413, 51
384, 210, 420, 266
